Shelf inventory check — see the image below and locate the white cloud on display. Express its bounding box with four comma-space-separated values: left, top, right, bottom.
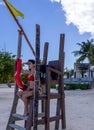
0, 1, 5, 6
50, 0, 61, 2
50, 0, 94, 37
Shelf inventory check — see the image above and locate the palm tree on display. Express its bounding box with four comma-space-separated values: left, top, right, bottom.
64, 67, 74, 78
72, 39, 94, 65
73, 39, 94, 88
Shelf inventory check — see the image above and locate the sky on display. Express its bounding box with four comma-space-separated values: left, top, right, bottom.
0, 0, 93, 69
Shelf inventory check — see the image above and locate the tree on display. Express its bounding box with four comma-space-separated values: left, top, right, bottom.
72, 39, 94, 88
72, 39, 94, 65
64, 67, 74, 78
0, 50, 16, 83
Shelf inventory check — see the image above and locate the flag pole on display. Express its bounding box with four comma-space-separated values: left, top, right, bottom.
4, 0, 35, 56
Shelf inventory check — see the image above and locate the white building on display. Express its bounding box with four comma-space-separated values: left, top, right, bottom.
74, 63, 91, 78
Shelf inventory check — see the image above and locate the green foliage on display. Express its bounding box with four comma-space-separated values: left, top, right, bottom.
72, 39, 94, 65
64, 67, 74, 78
0, 50, 16, 83
50, 83, 90, 90
21, 74, 28, 84
50, 84, 56, 89
64, 83, 90, 90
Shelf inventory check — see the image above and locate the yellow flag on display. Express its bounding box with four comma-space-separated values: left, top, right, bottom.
5, 0, 24, 18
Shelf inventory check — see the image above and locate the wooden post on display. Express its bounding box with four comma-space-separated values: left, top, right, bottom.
41, 42, 49, 113
17, 30, 23, 58
55, 34, 66, 130
42, 42, 49, 64
6, 30, 23, 130
45, 67, 50, 130
59, 34, 66, 129
33, 24, 40, 130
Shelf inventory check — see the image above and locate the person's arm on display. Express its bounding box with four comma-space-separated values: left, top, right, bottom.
21, 62, 30, 74
21, 69, 30, 74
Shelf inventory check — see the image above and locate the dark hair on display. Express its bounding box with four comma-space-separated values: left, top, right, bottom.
28, 59, 35, 64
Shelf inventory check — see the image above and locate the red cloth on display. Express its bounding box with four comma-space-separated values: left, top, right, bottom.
14, 58, 27, 90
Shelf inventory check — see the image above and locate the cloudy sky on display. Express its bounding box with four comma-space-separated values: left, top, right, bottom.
0, 0, 93, 69
51, 0, 94, 37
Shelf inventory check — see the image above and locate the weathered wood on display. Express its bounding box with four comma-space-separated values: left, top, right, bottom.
59, 34, 66, 129
12, 113, 28, 121
6, 26, 66, 130
39, 93, 60, 100
6, 30, 22, 130
33, 24, 40, 130
48, 60, 59, 70
26, 25, 40, 130
25, 100, 33, 129
42, 42, 49, 64
45, 67, 50, 130
55, 34, 66, 130
49, 67, 62, 75
37, 115, 61, 124
9, 124, 26, 130
41, 42, 49, 114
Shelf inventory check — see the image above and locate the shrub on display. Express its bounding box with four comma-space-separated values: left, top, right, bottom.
64, 83, 90, 90
50, 84, 56, 89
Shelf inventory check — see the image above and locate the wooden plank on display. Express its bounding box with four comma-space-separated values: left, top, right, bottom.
12, 113, 28, 121
9, 124, 26, 130
39, 94, 47, 100
49, 67, 62, 75
48, 60, 59, 70
12, 112, 45, 121
38, 113, 45, 117
50, 93, 60, 99
50, 80, 58, 85
6, 30, 22, 130
39, 93, 60, 100
37, 115, 61, 125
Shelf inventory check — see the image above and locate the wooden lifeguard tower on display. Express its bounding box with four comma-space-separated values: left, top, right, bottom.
6, 24, 66, 130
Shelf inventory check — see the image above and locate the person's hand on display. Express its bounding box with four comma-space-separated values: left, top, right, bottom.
17, 91, 23, 97
22, 62, 27, 66
39, 87, 42, 94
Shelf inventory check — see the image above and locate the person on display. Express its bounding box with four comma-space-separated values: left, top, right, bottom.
17, 59, 42, 115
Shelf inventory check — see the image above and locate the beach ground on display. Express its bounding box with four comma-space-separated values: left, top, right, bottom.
0, 84, 94, 130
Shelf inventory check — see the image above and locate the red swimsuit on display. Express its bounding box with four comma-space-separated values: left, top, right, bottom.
26, 74, 34, 81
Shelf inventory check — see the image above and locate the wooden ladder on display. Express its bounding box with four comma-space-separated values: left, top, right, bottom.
6, 25, 66, 130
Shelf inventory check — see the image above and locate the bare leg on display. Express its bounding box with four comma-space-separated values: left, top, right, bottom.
21, 91, 33, 115
22, 96, 28, 115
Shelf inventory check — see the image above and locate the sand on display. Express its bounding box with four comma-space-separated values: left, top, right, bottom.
0, 84, 94, 130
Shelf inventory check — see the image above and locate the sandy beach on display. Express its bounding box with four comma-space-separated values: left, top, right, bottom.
0, 84, 94, 130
